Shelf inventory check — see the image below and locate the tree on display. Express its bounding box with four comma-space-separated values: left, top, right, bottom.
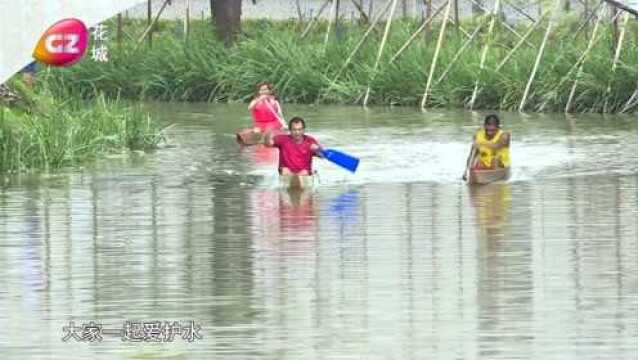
212, 0, 242, 46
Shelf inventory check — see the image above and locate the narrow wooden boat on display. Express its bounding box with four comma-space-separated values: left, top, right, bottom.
468, 167, 511, 185
279, 175, 313, 191
235, 128, 263, 146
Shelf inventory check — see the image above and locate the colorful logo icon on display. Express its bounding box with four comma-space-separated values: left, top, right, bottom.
33, 18, 88, 67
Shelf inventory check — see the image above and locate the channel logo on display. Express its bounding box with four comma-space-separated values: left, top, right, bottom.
33, 18, 88, 67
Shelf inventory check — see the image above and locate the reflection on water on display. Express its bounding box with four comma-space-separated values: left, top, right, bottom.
1, 103, 638, 359
470, 183, 512, 240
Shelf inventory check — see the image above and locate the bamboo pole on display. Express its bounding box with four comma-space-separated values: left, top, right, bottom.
420, 0, 453, 109
324, 0, 338, 48
538, 9, 622, 110
604, 12, 630, 112
363, 0, 399, 106
565, 6, 607, 112
502, 0, 537, 22
519, 0, 561, 112
184, 0, 190, 41
351, 0, 370, 23
138, 0, 171, 49
295, 0, 304, 22
436, 20, 486, 85
330, 0, 394, 85
389, 1, 448, 64
469, 0, 501, 110
573, 0, 605, 38
448, 17, 473, 39
621, 89, 638, 113
496, 9, 550, 71
611, 3, 619, 52
301, 0, 331, 39
468, 0, 534, 48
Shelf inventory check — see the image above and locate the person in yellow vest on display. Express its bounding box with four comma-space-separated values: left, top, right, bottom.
462, 114, 511, 180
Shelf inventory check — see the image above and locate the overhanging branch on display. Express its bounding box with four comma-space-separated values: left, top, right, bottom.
602, 0, 638, 17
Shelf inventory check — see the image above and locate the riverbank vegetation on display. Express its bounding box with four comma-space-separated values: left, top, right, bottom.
0, 82, 165, 173
43, 14, 638, 113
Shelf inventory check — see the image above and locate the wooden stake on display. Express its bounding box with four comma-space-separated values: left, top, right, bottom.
295, 0, 304, 22
184, 0, 190, 41
363, 0, 399, 106
469, 0, 501, 109
389, 1, 447, 64
324, 0, 338, 48
335, 0, 341, 38
621, 89, 638, 113
565, 6, 607, 112
425, 0, 432, 36
147, 0, 153, 48
604, 12, 630, 112
573, 1, 604, 38
519, 0, 561, 112
468, 0, 534, 48
137, 0, 171, 49
117, 13, 123, 49
420, 0, 453, 109
301, 0, 331, 39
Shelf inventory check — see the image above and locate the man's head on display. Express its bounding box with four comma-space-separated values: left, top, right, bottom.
484, 114, 500, 138
289, 117, 306, 141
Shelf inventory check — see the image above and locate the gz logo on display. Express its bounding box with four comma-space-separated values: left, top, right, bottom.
33, 18, 88, 67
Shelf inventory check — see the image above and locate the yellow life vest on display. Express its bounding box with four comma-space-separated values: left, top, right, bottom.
475, 128, 510, 168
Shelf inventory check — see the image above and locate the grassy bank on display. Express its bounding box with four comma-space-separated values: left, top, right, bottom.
44, 17, 638, 113
0, 83, 165, 173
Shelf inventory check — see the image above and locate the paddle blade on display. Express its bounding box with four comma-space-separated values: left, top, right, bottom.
322, 149, 359, 173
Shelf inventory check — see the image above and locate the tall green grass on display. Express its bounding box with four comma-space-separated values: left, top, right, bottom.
0, 82, 165, 173
44, 17, 638, 113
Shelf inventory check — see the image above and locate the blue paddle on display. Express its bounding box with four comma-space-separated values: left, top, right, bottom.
321, 149, 360, 173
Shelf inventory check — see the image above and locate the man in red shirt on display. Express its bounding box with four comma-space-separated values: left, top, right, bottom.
265, 117, 323, 175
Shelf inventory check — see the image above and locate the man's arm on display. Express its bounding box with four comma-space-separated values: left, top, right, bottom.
310, 143, 324, 158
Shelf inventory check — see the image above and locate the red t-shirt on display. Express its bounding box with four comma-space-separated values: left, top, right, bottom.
251, 99, 283, 131
273, 134, 319, 174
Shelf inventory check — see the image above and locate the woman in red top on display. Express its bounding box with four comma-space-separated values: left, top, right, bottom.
248, 83, 287, 134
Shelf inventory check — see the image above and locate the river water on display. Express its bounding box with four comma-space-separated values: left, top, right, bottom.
1, 103, 638, 359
